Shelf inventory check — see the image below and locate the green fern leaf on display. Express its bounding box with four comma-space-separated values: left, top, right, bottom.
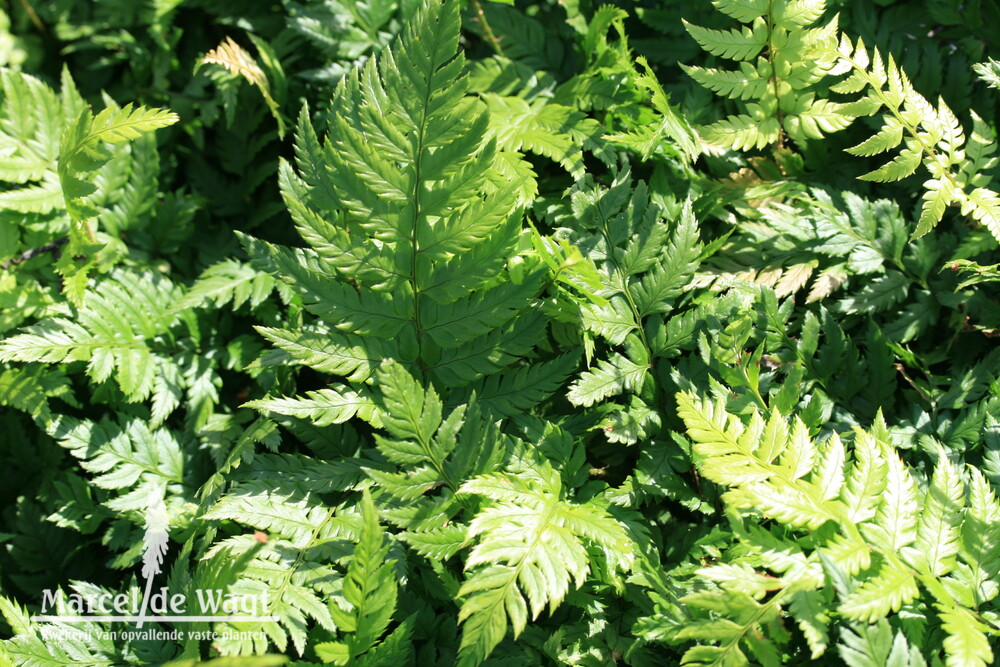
902, 452, 963, 576
711, 0, 769, 23
845, 118, 904, 157
702, 114, 782, 150
683, 19, 768, 61
914, 178, 958, 237
203, 486, 343, 654
0, 174, 63, 213
681, 63, 769, 101
580, 297, 638, 345
175, 260, 276, 312
861, 449, 919, 552
247, 0, 548, 421
961, 187, 1000, 242
0, 365, 72, 424
567, 351, 648, 408
256, 326, 390, 383
858, 147, 922, 182
47, 415, 183, 514
456, 461, 634, 666
327, 491, 404, 661
482, 94, 600, 179
774, 0, 826, 29
937, 604, 993, 667
0, 270, 183, 402
972, 58, 1000, 90
472, 353, 579, 417
242, 236, 411, 338
245, 388, 380, 427
57, 103, 177, 302
629, 205, 701, 316
428, 312, 545, 386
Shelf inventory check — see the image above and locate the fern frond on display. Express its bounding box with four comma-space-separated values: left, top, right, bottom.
256, 326, 389, 383
973, 58, 1000, 90
456, 461, 634, 666
47, 415, 183, 515
246, 0, 551, 425
482, 94, 601, 179
702, 113, 782, 151
562, 176, 702, 444
961, 187, 1000, 241
858, 147, 922, 182
0, 365, 72, 424
0, 270, 183, 402
174, 260, 277, 312
323, 491, 406, 663
57, 103, 177, 302
471, 353, 578, 417
686, 0, 849, 150
203, 486, 344, 654
677, 393, 1000, 665
829, 37, 1000, 240
567, 351, 648, 408
845, 117, 904, 157
201, 35, 285, 136
245, 388, 380, 427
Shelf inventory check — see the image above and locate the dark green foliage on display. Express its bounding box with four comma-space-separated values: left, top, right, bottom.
0, 0, 999, 665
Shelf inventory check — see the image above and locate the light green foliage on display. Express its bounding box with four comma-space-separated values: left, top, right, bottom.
831, 37, 1000, 239
201, 486, 346, 655
0, 270, 224, 426
973, 58, 1000, 90
283, 0, 409, 83
316, 492, 411, 665
57, 100, 177, 300
674, 393, 1000, 667
0, 68, 175, 306
456, 457, 636, 666
1, 0, 1000, 665
683, 0, 850, 149
244, 0, 569, 428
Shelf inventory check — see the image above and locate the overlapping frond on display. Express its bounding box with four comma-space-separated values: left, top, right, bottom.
676, 393, 1000, 667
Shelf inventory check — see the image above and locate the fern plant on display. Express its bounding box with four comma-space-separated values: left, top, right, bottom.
682, 0, 851, 150
243, 0, 573, 427
828, 36, 1000, 240
559, 170, 702, 445
1, 0, 1000, 665
669, 392, 1000, 666
204, 1, 636, 663
0, 69, 176, 304
0, 270, 229, 428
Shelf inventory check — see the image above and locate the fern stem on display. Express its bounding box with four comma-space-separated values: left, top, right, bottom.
469, 0, 505, 58
267, 505, 337, 616
15, 0, 44, 33
766, 0, 786, 150
409, 48, 439, 381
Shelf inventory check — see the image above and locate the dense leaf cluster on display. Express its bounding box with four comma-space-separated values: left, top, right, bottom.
0, 0, 998, 665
